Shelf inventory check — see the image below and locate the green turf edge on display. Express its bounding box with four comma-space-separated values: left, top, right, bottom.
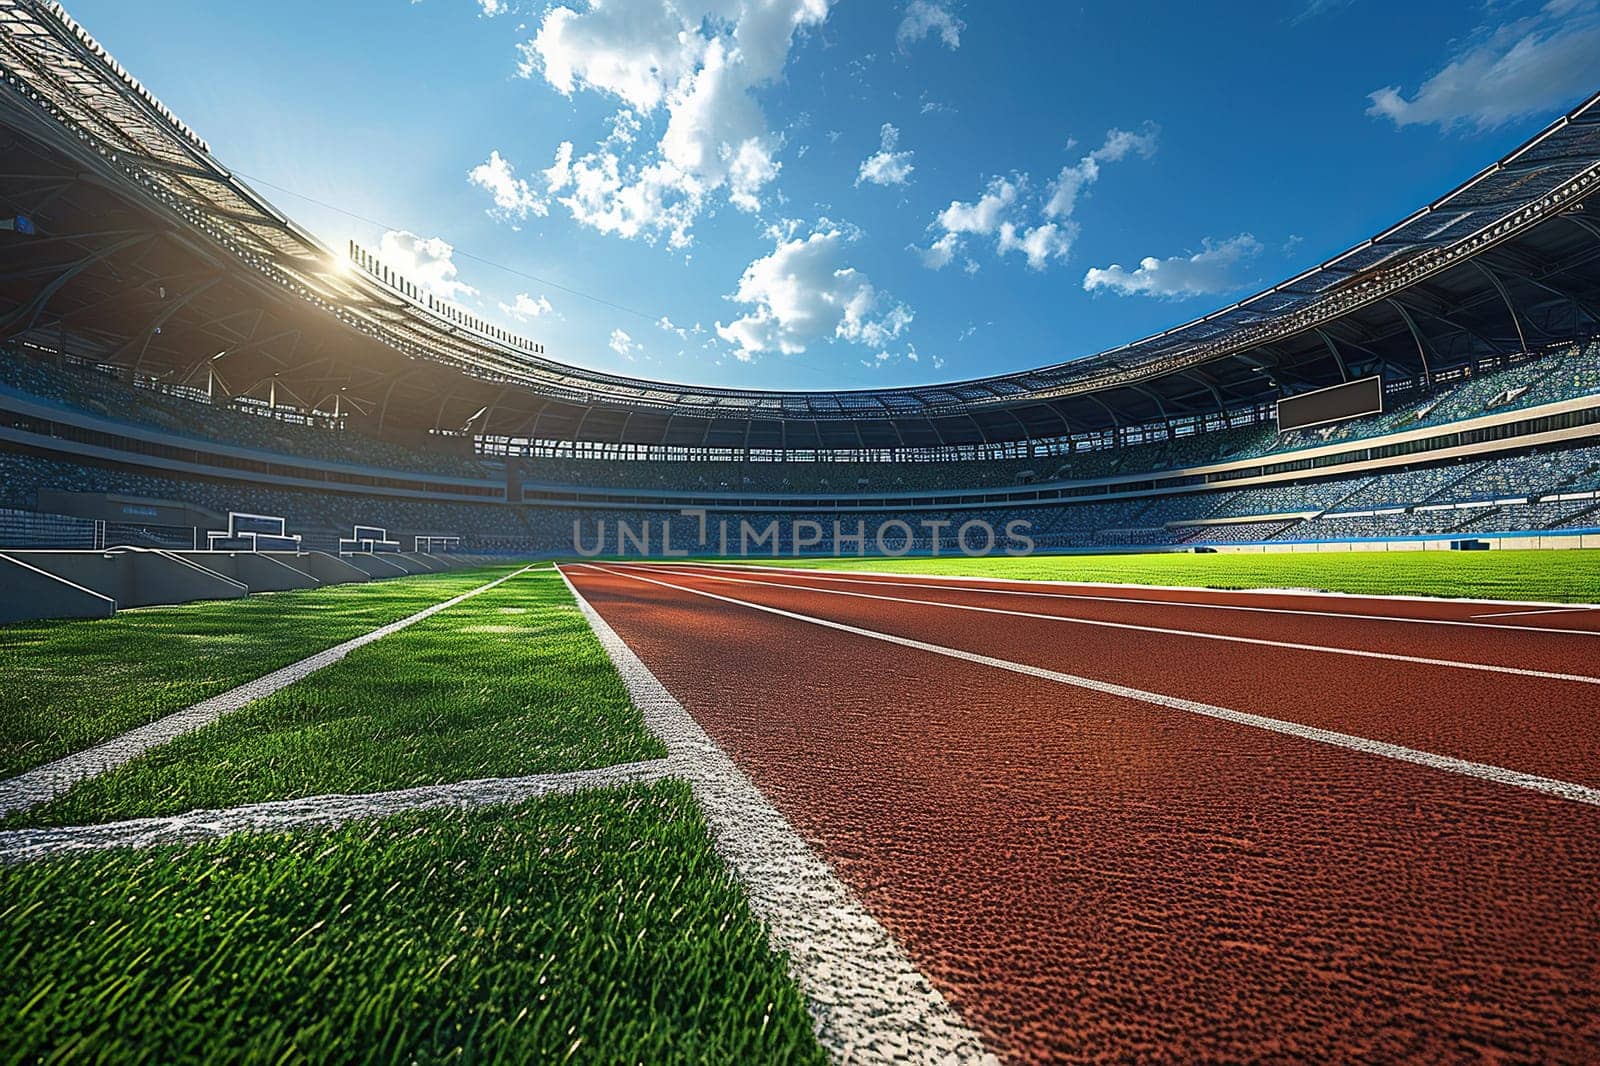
0, 564, 531, 778
680, 548, 1600, 603
9, 569, 665, 829
0, 781, 828, 1066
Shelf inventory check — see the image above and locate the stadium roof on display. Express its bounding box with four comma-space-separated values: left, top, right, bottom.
2, 0, 1599, 449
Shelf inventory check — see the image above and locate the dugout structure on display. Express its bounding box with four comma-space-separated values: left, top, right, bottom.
340, 525, 402, 555
205, 512, 303, 552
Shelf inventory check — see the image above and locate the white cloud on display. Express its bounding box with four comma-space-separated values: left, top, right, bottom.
657, 36, 772, 209
1290, 0, 1353, 25
921, 125, 1156, 271
377, 230, 478, 300
897, 0, 964, 51
1082, 233, 1263, 298
936, 176, 1017, 236
921, 175, 1055, 269
917, 230, 962, 269
467, 150, 548, 221
997, 221, 1074, 271
861, 343, 928, 370
716, 229, 913, 360
656, 315, 689, 340
543, 141, 574, 190
1367, 1, 1600, 130
762, 216, 804, 242
524, 1, 701, 110
605, 109, 642, 146
856, 123, 915, 186
509, 0, 832, 243
478, 0, 507, 14
500, 292, 553, 320
609, 327, 641, 359
547, 149, 702, 246
1044, 123, 1158, 219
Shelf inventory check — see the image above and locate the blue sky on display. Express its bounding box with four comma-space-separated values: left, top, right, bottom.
60, 0, 1600, 390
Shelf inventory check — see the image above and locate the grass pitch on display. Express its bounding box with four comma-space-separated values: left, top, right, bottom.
12, 569, 662, 829
0, 564, 529, 778
1, 782, 826, 1065
730, 549, 1600, 602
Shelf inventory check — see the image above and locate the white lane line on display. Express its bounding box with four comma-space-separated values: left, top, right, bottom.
1472, 605, 1600, 620
0, 759, 671, 865
558, 565, 997, 1066
0, 565, 539, 817
651, 560, 1600, 612
675, 561, 1600, 639
632, 565, 1600, 688
582, 564, 1600, 809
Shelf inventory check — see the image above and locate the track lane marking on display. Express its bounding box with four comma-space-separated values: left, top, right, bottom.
637, 560, 1600, 612
1472, 605, 1600, 620
632, 565, 1600, 687
671, 561, 1600, 638
579, 564, 1600, 808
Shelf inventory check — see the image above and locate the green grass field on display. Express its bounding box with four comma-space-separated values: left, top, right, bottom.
11, 569, 662, 829
1, 782, 825, 1065
724, 548, 1600, 602
0, 564, 529, 778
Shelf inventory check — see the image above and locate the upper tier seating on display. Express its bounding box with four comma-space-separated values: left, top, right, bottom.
0, 353, 488, 479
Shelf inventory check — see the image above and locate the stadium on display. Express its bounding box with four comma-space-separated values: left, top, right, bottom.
2, 0, 1598, 1062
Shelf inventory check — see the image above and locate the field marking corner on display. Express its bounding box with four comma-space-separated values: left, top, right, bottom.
0, 563, 541, 819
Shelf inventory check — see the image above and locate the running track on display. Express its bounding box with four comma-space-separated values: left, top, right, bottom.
563, 561, 1600, 1064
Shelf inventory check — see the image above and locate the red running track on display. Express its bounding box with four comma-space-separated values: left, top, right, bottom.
563, 562, 1600, 1064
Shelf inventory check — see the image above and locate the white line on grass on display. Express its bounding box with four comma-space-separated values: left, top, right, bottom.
584, 564, 1600, 809
558, 565, 998, 1066
0, 565, 538, 817
676, 562, 1600, 638
633, 565, 1600, 687
0, 759, 671, 864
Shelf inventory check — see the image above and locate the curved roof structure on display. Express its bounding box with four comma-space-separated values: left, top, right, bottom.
1, 0, 1599, 451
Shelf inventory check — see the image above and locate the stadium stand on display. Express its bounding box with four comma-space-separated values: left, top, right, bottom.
503, 342, 1600, 497
5, 339, 1600, 556
7, 429, 1600, 556
0, 451, 525, 553
1179, 521, 1298, 544
0, 350, 487, 480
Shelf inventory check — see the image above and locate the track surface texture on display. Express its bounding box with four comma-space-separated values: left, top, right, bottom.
563, 561, 1600, 1065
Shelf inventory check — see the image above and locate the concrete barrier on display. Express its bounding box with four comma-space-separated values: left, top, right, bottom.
0, 553, 116, 623
269, 551, 368, 585
173, 551, 320, 593
1, 549, 246, 609
382, 554, 435, 575
399, 552, 446, 572
342, 553, 410, 577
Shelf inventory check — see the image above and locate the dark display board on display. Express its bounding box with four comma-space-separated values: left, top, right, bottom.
1275, 375, 1384, 432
